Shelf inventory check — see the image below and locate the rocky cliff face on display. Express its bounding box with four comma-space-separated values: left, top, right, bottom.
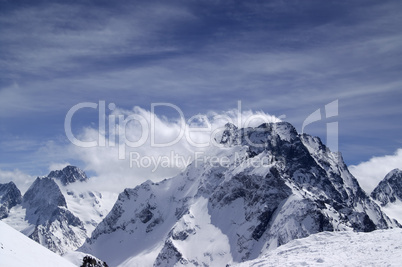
47, 165, 88, 186
0, 182, 22, 219
22, 177, 87, 254
0, 166, 109, 255
81, 122, 397, 266
371, 169, 402, 206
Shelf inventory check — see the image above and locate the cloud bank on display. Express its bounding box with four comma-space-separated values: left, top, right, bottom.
349, 149, 402, 194
1, 1, 402, 194
0, 169, 34, 194
65, 106, 281, 192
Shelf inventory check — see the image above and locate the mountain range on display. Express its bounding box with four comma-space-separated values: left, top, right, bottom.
1, 122, 401, 266
79, 122, 400, 266
1, 165, 115, 255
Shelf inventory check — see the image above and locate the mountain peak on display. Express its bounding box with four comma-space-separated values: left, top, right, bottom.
47, 165, 88, 186
220, 123, 240, 146
21, 177, 86, 254
81, 121, 395, 266
224, 122, 238, 129
371, 168, 402, 206
23, 177, 67, 212
220, 121, 298, 148
0, 181, 22, 219
384, 168, 402, 180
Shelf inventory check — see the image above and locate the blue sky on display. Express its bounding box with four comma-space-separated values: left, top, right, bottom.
1, 0, 401, 189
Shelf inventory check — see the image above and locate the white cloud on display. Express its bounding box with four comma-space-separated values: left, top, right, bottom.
349, 149, 402, 194
67, 106, 281, 192
0, 105, 280, 194
0, 169, 34, 194
48, 162, 71, 173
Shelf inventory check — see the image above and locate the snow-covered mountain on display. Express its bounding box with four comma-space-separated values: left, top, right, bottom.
20, 176, 87, 255
0, 181, 22, 219
47, 166, 116, 236
48, 165, 89, 185
235, 227, 402, 267
62, 185, 115, 235
0, 220, 76, 267
2, 165, 116, 255
371, 168, 402, 223
80, 122, 398, 266
371, 168, 402, 206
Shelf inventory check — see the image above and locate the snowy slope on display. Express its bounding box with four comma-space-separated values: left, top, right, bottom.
81, 122, 397, 266
0, 220, 76, 267
47, 165, 117, 235
379, 199, 402, 227
236, 228, 402, 267
60, 183, 117, 235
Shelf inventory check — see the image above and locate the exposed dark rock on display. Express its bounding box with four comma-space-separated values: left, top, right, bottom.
0, 182, 22, 219
47, 165, 88, 186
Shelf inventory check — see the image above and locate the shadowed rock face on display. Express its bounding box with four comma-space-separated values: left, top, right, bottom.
47, 165, 88, 186
371, 169, 402, 206
22, 177, 86, 255
81, 122, 397, 266
23, 177, 68, 223
0, 182, 22, 219
2, 166, 104, 255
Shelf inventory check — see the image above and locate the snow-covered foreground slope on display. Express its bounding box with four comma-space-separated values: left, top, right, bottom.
236, 228, 402, 267
0, 221, 76, 267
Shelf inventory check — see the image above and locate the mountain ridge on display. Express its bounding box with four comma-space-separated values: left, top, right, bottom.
1, 165, 115, 255
47, 165, 89, 186
80, 121, 398, 266
0, 181, 22, 219
371, 168, 402, 206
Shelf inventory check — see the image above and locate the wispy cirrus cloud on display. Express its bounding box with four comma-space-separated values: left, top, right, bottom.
1, 0, 402, 175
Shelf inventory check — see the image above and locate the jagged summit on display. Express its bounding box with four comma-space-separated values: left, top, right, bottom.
23, 177, 68, 222
220, 122, 239, 146
47, 165, 88, 186
224, 122, 238, 130
1, 166, 113, 256
80, 121, 396, 266
220, 121, 298, 147
371, 168, 402, 206
0, 181, 22, 219
21, 177, 86, 254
